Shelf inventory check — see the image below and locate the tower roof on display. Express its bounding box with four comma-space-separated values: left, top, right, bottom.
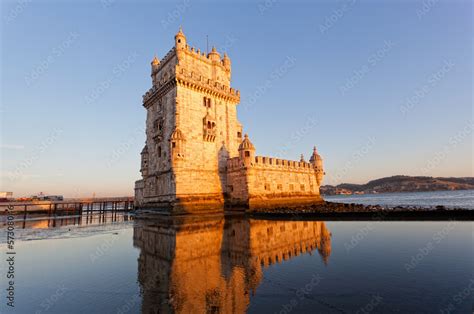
239, 134, 255, 151
151, 55, 159, 66
175, 26, 185, 38
208, 46, 221, 58
309, 146, 322, 163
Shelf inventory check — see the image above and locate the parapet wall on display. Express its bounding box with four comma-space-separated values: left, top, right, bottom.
227, 156, 315, 172
226, 156, 323, 210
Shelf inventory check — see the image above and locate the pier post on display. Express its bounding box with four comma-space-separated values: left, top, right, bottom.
23, 204, 27, 229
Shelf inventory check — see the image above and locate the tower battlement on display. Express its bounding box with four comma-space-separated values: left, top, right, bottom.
134, 29, 324, 213
227, 156, 315, 172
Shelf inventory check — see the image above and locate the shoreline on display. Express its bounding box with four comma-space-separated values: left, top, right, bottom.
247, 201, 473, 221
2, 201, 472, 221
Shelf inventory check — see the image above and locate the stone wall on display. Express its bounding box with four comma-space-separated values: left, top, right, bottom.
226, 155, 323, 210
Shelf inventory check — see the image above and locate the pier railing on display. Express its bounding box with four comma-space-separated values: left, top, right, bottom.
1, 198, 135, 223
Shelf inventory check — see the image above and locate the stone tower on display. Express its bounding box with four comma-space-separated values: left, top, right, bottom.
135, 28, 242, 213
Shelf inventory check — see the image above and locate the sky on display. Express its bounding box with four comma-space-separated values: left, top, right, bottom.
0, 0, 472, 197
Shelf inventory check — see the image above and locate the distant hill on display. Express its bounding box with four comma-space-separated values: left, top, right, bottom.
321, 176, 474, 195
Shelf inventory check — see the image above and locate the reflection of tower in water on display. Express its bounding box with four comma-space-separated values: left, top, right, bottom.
133, 217, 332, 313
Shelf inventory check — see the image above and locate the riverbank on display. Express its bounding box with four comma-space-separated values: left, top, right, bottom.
249, 201, 473, 221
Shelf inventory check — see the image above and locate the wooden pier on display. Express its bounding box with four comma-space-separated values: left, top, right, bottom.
1, 197, 134, 221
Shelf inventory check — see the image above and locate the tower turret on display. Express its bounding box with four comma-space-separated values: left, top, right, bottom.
208, 46, 221, 62
151, 55, 160, 84
239, 134, 255, 166
222, 52, 231, 72
140, 145, 149, 178
309, 146, 324, 185
175, 27, 186, 50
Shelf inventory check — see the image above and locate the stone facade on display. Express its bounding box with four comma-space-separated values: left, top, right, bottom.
135, 29, 324, 213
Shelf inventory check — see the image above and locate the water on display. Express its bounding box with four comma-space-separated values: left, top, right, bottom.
0, 212, 472, 313
324, 189, 474, 209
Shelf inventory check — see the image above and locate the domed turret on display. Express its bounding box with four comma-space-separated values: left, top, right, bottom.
239, 134, 255, 166
175, 27, 186, 50
222, 52, 231, 71
300, 154, 305, 162
309, 146, 322, 166
207, 46, 221, 62
309, 146, 324, 185
239, 134, 255, 151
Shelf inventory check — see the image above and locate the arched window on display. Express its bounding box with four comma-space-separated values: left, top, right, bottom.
158, 146, 162, 158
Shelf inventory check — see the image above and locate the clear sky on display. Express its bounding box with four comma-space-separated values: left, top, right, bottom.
1, 0, 472, 197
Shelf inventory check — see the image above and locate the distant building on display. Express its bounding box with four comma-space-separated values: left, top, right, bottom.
335, 189, 352, 195
0, 192, 13, 201
31, 194, 63, 201
134, 29, 325, 213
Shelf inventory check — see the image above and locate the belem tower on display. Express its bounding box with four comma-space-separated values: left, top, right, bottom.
134, 28, 325, 213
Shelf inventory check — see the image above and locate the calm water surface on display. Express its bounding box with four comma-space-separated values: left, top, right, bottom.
0, 212, 472, 313
324, 189, 474, 209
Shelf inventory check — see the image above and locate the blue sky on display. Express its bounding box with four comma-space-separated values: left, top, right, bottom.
1, 0, 472, 197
